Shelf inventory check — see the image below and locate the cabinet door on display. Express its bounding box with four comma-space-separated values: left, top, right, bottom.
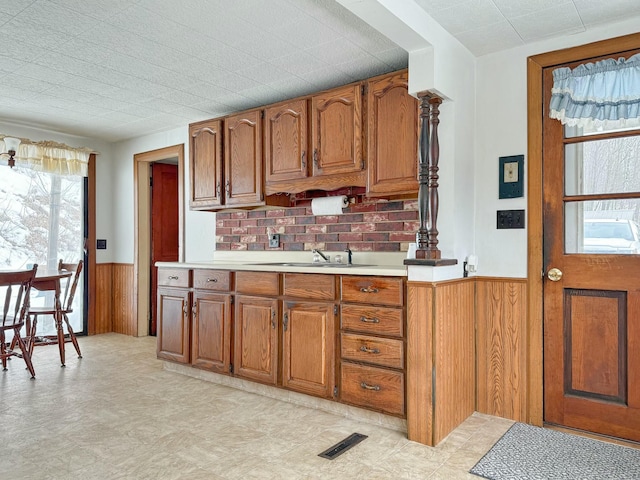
366, 71, 419, 196
282, 301, 336, 398
264, 99, 309, 188
157, 287, 190, 363
234, 295, 278, 385
191, 291, 232, 374
189, 119, 223, 208
224, 110, 263, 206
311, 84, 363, 177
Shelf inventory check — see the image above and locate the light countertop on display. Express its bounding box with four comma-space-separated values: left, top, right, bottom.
157, 251, 409, 277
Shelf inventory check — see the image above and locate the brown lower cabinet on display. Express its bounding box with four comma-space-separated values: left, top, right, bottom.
339, 275, 406, 416
340, 362, 405, 417
233, 294, 279, 385
157, 286, 191, 364
191, 291, 232, 374
282, 300, 336, 398
156, 267, 406, 417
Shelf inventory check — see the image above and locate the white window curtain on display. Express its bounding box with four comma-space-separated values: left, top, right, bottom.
0, 135, 92, 176
549, 52, 640, 129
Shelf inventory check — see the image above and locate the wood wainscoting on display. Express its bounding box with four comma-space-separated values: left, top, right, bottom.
407, 278, 476, 446
94, 263, 136, 336
407, 275, 528, 446
476, 277, 528, 421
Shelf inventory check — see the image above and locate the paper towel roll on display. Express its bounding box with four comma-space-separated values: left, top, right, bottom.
311, 196, 349, 215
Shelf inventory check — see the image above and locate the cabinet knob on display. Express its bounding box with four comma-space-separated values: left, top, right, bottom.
216, 181, 221, 197
283, 312, 289, 332
313, 148, 319, 168
360, 382, 381, 391
301, 151, 306, 169
360, 316, 380, 324
206, 278, 218, 283
359, 345, 380, 354
271, 309, 276, 329
225, 179, 230, 197
168, 275, 179, 280
359, 286, 379, 294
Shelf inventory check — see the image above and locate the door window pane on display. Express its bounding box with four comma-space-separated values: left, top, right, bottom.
565, 136, 640, 195
565, 200, 640, 254
0, 167, 84, 334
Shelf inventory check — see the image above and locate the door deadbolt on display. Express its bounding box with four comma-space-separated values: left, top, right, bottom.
547, 268, 563, 282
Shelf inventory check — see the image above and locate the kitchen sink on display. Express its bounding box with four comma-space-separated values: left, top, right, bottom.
257, 262, 372, 268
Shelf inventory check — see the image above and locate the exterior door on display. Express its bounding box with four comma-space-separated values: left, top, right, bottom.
542, 58, 640, 442
151, 163, 179, 336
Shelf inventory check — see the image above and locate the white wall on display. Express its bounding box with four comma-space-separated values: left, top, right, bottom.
111, 127, 216, 264
0, 122, 114, 263
474, 18, 640, 278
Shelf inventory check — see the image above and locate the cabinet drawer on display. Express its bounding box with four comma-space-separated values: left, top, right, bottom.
283, 273, 336, 300
193, 269, 232, 291
341, 276, 404, 306
341, 333, 404, 370
236, 271, 279, 296
341, 304, 403, 337
157, 268, 191, 288
340, 362, 405, 417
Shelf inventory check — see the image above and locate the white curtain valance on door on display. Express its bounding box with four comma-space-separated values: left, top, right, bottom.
549, 52, 640, 129
0, 136, 93, 176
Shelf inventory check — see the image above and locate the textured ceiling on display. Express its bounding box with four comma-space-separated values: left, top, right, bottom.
0, 0, 638, 142
415, 0, 640, 57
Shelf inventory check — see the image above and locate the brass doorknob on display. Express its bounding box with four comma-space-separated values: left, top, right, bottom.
547, 268, 563, 282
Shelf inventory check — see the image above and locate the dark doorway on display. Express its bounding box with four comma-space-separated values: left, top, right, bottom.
150, 162, 179, 336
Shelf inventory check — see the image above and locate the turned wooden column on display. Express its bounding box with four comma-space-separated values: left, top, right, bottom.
415, 92, 443, 260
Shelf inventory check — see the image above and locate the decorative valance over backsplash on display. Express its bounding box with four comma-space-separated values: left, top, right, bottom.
0, 135, 94, 176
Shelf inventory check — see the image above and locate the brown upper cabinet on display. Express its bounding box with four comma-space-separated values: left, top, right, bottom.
189, 69, 418, 209
189, 119, 223, 209
264, 99, 309, 186
311, 84, 364, 180
366, 70, 419, 197
264, 84, 366, 195
224, 109, 264, 207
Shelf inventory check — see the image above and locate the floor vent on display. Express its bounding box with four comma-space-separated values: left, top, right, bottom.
318, 433, 368, 460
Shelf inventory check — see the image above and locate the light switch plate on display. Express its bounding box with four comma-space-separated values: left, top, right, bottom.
497, 210, 525, 229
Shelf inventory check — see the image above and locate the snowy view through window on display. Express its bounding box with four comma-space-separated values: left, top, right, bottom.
0, 167, 84, 336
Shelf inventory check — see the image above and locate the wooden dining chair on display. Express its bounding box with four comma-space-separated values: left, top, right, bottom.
0, 265, 38, 379
29, 259, 83, 367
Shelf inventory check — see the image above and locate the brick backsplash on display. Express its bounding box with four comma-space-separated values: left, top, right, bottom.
216, 200, 419, 252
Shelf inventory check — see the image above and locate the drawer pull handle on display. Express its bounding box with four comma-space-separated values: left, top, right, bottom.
360, 382, 380, 391
360, 346, 380, 354
360, 316, 380, 324
206, 278, 218, 283
360, 286, 379, 294
168, 275, 179, 280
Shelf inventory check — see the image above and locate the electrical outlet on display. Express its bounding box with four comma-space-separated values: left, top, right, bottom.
268, 233, 280, 248
497, 210, 525, 229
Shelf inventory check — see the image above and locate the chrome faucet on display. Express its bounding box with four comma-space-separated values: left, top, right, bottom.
312, 249, 330, 263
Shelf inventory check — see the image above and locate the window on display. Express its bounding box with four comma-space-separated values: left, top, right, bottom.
0, 167, 84, 335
